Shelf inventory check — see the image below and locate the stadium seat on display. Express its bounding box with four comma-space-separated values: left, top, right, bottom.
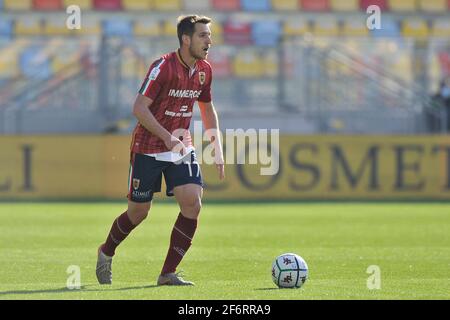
223, 20, 252, 45
438, 51, 450, 77
122, 0, 153, 10
51, 49, 79, 73
241, 0, 271, 11
210, 20, 223, 44
33, 0, 63, 10
20, 46, 52, 79
251, 20, 281, 47
63, 0, 92, 10
391, 53, 413, 83
418, 0, 446, 12
0, 19, 12, 38
341, 19, 369, 36
15, 16, 44, 35
271, 0, 298, 10
431, 19, 450, 37
283, 18, 310, 36
93, 0, 121, 10
330, 0, 358, 11
183, 0, 210, 11
211, 0, 240, 11
232, 49, 263, 78
261, 50, 278, 78
206, 48, 231, 78
134, 19, 161, 36
0, 53, 18, 78
388, 0, 416, 12
4, 0, 32, 10
312, 18, 339, 37
360, 0, 388, 11
103, 19, 133, 37
300, 0, 330, 11
370, 18, 400, 37
120, 48, 139, 79
402, 19, 429, 38
162, 19, 177, 36
153, 0, 181, 11
44, 16, 72, 35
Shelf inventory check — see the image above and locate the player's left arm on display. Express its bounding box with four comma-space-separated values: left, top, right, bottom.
198, 101, 225, 180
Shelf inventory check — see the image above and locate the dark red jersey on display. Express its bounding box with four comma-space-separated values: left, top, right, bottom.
131, 50, 213, 154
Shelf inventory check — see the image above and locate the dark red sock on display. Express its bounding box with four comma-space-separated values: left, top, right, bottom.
101, 211, 136, 257
161, 213, 198, 275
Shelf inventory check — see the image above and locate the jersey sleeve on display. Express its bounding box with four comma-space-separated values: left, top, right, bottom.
138, 58, 167, 101
197, 64, 213, 103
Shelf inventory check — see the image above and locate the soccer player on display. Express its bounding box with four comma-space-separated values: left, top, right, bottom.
96, 15, 224, 286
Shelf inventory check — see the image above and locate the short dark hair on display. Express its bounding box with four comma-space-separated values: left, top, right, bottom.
177, 15, 212, 47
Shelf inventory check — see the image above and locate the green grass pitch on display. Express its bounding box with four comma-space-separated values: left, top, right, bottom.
0, 202, 449, 300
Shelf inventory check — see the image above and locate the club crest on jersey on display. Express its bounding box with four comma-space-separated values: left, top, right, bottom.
199, 72, 206, 85
133, 178, 140, 190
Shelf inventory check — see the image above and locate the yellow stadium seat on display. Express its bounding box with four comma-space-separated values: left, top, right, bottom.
271, 0, 298, 11
15, 17, 43, 35
210, 21, 223, 44
4, 0, 32, 10
283, 19, 310, 36
431, 19, 450, 37
391, 53, 412, 83
261, 50, 278, 78
232, 50, 263, 78
44, 16, 72, 35
120, 48, 140, 79
162, 19, 177, 36
402, 19, 429, 38
153, 0, 181, 11
134, 19, 161, 36
51, 51, 79, 73
330, 0, 358, 11
312, 19, 339, 37
341, 20, 369, 36
0, 52, 19, 78
418, 0, 446, 12
388, 0, 417, 12
429, 54, 440, 92
0, 40, 29, 77
63, 0, 92, 10
122, 0, 153, 10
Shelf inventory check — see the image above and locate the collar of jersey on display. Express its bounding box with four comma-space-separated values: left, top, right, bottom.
176, 49, 197, 71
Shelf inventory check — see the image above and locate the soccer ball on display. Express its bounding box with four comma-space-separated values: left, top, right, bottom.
271, 253, 308, 289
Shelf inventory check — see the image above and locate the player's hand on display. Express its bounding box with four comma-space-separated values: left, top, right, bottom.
215, 155, 225, 180
164, 135, 187, 156
216, 163, 225, 180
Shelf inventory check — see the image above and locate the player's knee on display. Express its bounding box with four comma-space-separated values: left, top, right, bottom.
128, 209, 149, 225
181, 196, 202, 217
127, 202, 151, 225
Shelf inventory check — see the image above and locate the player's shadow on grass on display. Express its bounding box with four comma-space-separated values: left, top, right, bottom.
0, 284, 160, 296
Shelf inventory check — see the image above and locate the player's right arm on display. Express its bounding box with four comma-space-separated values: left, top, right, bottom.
132, 94, 186, 154
134, 58, 186, 154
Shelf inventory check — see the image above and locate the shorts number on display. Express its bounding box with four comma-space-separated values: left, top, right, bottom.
186, 162, 200, 177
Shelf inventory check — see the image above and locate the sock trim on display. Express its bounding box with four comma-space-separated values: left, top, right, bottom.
173, 226, 193, 241
109, 232, 120, 245
116, 218, 129, 235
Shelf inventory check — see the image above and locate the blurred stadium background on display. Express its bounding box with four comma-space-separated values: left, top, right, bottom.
1, 1, 450, 301
0, 0, 450, 201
